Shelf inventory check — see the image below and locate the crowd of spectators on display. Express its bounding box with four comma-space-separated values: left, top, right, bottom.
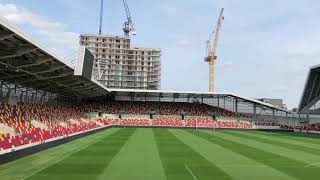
0, 100, 257, 151
103, 101, 251, 118
0, 102, 107, 151
119, 119, 150, 126
280, 122, 320, 132
152, 116, 184, 127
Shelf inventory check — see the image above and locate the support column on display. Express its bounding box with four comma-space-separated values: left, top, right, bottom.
35, 89, 38, 103
0, 81, 3, 101
272, 109, 275, 121
31, 90, 34, 103
253, 103, 257, 118
20, 91, 23, 102
235, 98, 238, 113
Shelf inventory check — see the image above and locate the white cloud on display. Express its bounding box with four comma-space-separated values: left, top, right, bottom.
173, 35, 203, 48
0, 3, 79, 64
176, 37, 194, 47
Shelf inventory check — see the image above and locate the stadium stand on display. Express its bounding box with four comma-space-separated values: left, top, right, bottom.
0, 102, 108, 151
103, 101, 251, 118
0, 17, 297, 158
2, 99, 303, 152
279, 122, 320, 132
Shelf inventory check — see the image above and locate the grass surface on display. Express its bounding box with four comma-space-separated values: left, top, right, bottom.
1, 128, 320, 180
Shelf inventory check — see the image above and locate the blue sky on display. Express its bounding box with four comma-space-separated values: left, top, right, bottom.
1, 0, 320, 109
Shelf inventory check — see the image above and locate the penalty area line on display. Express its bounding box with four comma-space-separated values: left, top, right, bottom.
185, 163, 199, 180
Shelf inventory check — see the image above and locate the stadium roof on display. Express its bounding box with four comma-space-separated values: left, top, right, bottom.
298, 64, 320, 114
109, 88, 291, 113
0, 17, 108, 99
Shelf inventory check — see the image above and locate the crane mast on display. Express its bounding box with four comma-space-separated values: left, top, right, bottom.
98, 0, 104, 35
122, 0, 136, 37
205, 8, 224, 93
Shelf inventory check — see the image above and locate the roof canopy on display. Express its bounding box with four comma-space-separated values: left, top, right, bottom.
298, 64, 320, 114
0, 17, 108, 99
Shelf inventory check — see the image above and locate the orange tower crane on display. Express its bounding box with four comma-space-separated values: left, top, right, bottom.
204, 8, 224, 93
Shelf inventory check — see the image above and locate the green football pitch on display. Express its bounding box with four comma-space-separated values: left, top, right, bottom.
1, 128, 320, 180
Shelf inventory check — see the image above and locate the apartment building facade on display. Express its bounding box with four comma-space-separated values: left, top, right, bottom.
80, 34, 161, 89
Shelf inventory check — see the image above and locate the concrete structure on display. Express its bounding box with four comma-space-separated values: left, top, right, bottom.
80, 34, 161, 90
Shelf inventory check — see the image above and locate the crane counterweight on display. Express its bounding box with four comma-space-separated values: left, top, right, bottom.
122, 0, 136, 37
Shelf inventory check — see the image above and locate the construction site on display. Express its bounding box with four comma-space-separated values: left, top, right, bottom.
82, 0, 161, 90
2, 1, 320, 180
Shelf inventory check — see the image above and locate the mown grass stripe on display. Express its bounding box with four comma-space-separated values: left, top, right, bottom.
153, 128, 232, 180
174, 129, 293, 180
190, 130, 320, 180
26, 128, 136, 180
244, 131, 320, 150
99, 128, 166, 180
215, 130, 320, 164
221, 131, 320, 157
252, 131, 320, 146
0, 128, 120, 180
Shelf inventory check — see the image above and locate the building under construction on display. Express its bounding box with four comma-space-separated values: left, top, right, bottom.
80, 34, 161, 89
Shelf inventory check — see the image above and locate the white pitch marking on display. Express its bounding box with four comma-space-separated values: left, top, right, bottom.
306, 162, 320, 167
185, 163, 198, 180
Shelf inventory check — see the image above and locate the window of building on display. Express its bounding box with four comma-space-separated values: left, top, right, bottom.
115, 70, 121, 75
